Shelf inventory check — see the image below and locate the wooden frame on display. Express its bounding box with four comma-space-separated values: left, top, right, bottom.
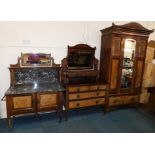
21, 53, 51, 66
61, 44, 99, 84
67, 44, 96, 70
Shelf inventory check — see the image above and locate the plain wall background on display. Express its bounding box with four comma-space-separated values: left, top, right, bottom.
0, 21, 155, 118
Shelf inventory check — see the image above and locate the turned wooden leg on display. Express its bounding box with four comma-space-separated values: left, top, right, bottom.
8, 118, 13, 131
64, 106, 68, 121
59, 92, 63, 123
104, 106, 111, 114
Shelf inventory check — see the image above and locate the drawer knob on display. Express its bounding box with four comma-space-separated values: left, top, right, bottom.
114, 100, 120, 103
96, 92, 99, 96
76, 103, 80, 107
77, 94, 80, 98
96, 101, 99, 104
97, 86, 99, 90
77, 87, 80, 92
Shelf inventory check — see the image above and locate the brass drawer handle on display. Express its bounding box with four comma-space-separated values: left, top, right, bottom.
96, 100, 99, 104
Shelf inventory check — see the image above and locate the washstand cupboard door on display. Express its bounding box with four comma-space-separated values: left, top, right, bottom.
37, 93, 58, 111
6, 94, 36, 115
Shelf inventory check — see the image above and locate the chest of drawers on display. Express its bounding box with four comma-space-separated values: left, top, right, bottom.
66, 83, 106, 111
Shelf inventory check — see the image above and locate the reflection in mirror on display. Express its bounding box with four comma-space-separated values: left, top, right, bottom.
121, 39, 136, 89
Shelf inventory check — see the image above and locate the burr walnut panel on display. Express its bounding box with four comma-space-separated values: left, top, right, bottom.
39, 94, 57, 106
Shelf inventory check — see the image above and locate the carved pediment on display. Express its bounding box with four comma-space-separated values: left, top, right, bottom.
112, 22, 154, 33
101, 22, 154, 35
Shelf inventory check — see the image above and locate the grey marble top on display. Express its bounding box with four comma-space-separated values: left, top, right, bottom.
5, 82, 65, 95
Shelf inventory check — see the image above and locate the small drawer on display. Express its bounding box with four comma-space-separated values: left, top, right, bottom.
69, 98, 105, 109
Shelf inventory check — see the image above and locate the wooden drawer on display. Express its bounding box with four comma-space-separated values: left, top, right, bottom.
109, 96, 123, 106
109, 95, 139, 106
124, 95, 139, 104
68, 84, 106, 92
89, 85, 106, 90
13, 96, 32, 109
69, 91, 105, 100
38, 93, 57, 108
69, 98, 105, 109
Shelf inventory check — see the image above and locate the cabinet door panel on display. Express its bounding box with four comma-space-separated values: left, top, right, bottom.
136, 40, 147, 58
112, 37, 121, 57
135, 60, 144, 88
13, 96, 32, 109
110, 59, 119, 90
37, 93, 57, 110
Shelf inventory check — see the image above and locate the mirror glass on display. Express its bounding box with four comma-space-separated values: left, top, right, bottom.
121, 39, 136, 89
21, 53, 51, 66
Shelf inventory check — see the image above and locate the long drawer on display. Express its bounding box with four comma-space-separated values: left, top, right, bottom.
109, 95, 139, 106
68, 84, 106, 93
69, 98, 105, 109
69, 91, 105, 100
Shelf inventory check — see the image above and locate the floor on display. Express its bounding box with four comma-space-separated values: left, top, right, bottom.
1, 107, 155, 133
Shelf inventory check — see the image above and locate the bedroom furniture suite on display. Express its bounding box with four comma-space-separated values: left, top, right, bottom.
2, 22, 154, 130
3, 55, 65, 130
99, 22, 154, 111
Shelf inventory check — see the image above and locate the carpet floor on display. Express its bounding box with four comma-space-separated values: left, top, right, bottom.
1, 107, 155, 133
